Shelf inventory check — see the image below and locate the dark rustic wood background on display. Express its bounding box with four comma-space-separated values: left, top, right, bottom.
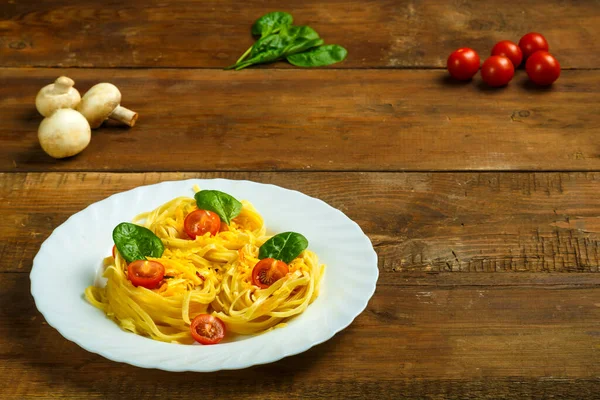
1, 1, 600, 399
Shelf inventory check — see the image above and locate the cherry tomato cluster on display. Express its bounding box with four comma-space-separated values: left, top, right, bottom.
447, 32, 560, 87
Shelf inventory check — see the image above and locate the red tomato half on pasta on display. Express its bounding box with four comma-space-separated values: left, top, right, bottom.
190, 314, 226, 345
127, 260, 165, 289
184, 209, 221, 238
252, 258, 289, 289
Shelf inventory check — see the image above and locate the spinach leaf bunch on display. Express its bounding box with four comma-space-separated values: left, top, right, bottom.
227, 11, 347, 70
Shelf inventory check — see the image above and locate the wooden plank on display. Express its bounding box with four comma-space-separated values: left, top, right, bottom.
5, 169, 600, 396
3, 272, 600, 399
1, 0, 599, 69
4, 172, 600, 275
1, 69, 599, 173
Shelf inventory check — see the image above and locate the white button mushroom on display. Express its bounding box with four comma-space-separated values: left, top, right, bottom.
35, 76, 81, 117
77, 83, 138, 129
38, 109, 91, 159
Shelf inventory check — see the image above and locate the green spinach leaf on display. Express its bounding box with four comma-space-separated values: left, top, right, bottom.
287, 44, 348, 67
228, 12, 348, 70
234, 11, 293, 65
283, 26, 322, 55
232, 52, 279, 70
231, 26, 322, 70
286, 38, 324, 56
113, 222, 165, 263
258, 232, 309, 263
284, 25, 320, 42
194, 190, 242, 225
228, 30, 292, 70
251, 11, 293, 37
250, 29, 294, 58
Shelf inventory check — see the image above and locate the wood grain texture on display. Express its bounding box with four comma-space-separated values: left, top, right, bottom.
1, 0, 599, 69
1, 68, 599, 173
4, 171, 600, 275
3, 271, 600, 399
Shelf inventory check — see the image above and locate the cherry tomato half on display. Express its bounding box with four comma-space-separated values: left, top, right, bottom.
127, 260, 165, 289
526, 51, 561, 86
518, 32, 549, 60
447, 48, 480, 81
252, 258, 289, 289
481, 56, 515, 87
184, 209, 221, 239
491, 40, 523, 68
190, 314, 226, 345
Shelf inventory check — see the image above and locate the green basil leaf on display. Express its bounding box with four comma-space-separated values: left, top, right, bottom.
251, 11, 293, 37
258, 232, 309, 263
113, 222, 165, 263
194, 190, 242, 225
287, 44, 348, 67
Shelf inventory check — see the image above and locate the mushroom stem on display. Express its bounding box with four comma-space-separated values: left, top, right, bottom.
109, 105, 138, 127
51, 76, 75, 95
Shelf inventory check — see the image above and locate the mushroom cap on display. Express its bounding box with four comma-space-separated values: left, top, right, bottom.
38, 109, 91, 159
77, 83, 122, 129
35, 76, 81, 117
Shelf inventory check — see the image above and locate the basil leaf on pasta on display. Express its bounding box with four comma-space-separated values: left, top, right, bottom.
194, 190, 242, 225
113, 222, 165, 263
259, 232, 308, 263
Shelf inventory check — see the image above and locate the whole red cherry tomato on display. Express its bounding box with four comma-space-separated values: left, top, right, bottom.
481, 56, 515, 87
491, 40, 523, 68
447, 48, 480, 81
526, 51, 561, 86
518, 32, 549, 60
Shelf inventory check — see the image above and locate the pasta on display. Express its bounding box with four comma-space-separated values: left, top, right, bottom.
85, 189, 325, 344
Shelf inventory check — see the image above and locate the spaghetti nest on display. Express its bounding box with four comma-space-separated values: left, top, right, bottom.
85, 193, 325, 344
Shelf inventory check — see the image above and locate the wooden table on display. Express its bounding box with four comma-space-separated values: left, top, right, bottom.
2, 1, 600, 398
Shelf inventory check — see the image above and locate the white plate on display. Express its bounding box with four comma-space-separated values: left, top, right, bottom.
30, 179, 378, 372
